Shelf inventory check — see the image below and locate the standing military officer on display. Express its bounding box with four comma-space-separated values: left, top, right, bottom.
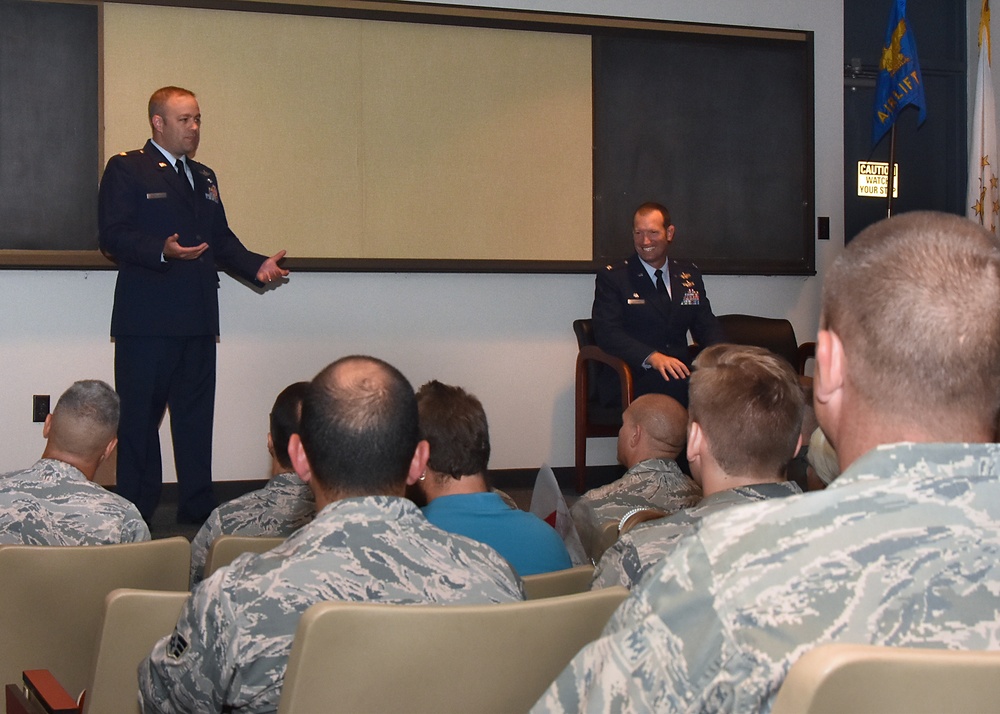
99, 86, 289, 524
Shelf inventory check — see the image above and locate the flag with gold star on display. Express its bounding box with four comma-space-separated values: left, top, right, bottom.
967, 0, 999, 234
871, 0, 926, 147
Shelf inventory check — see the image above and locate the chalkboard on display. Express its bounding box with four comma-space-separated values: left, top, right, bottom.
593, 31, 815, 275
0, 0, 98, 251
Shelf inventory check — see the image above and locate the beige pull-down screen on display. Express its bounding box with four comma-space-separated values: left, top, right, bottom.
103, 4, 593, 262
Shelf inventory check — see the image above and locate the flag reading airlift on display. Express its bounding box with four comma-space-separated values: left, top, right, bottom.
871, 0, 926, 147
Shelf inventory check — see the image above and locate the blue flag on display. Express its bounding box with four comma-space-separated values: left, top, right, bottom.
871, 0, 927, 146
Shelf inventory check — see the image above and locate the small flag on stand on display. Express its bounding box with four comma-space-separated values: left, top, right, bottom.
871, 0, 926, 147
967, 0, 999, 234
529, 464, 588, 565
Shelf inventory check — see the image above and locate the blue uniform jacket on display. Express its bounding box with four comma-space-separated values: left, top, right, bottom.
98, 140, 266, 337
591, 254, 725, 404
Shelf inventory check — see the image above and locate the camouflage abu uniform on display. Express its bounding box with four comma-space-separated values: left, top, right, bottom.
570, 458, 700, 555
592, 481, 801, 590
0, 458, 150, 544
140, 495, 524, 714
534, 443, 1000, 713
189, 471, 314, 585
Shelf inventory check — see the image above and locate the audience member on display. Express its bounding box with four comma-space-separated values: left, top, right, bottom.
410, 380, 572, 576
592, 201, 725, 407
533, 211, 1000, 712
140, 356, 522, 714
592, 344, 803, 589
570, 393, 699, 554
189, 382, 315, 585
0, 380, 149, 545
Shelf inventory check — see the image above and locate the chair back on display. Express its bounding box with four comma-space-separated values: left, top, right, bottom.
589, 519, 621, 564
522, 564, 594, 599
0, 537, 190, 699
770, 643, 1000, 714
203, 535, 285, 579
83, 589, 190, 714
717, 313, 800, 369
278, 587, 629, 714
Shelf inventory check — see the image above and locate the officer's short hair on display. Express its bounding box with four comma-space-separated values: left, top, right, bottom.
634, 202, 672, 228
148, 86, 196, 121
822, 211, 1000, 424
689, 344, 804, 479
269, 382, 310, 471
50, 380, 119, 457
416, 381, 490, 480
299, 356, 418, 496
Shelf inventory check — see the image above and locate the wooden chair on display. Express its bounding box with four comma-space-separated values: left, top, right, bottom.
278, 587, 629, 714
82, 589, 190, 714
203, 535, 285, 579
573, 318, 633, 493
770, 643, 1000, 714
0, 538, 190, 700
522, 564, 594, 599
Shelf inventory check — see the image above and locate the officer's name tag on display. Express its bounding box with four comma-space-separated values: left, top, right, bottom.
627, 298, 646, 305
146, 192, 168, 200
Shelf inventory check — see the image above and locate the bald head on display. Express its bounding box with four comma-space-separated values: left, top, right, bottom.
42, 380, 119, 478
820, 211, 1000, 444
298, 355, 419, 497
618, 394, 688, 468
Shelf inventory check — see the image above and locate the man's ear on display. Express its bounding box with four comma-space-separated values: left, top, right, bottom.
791, 432, 804, 460
814, 329, 845, 406
42, 414, 52, 440
99, 437, 118, 465
687, 421, 704, 461
629, 422, 642, 449
665, 224, 676, 244
288, 434, 312, 485
405, 440, 431, 486
266, 432, 275, 459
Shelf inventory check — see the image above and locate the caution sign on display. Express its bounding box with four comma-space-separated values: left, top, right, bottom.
857, 162, 899, 198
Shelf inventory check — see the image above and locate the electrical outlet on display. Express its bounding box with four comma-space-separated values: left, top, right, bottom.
32, 395, 50, 423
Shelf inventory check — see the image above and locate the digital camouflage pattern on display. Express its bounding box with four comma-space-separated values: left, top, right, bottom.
534, 442, 1000, 714
592, 481, 801, 590
140, 495, 524, 714
189, 471, 315, 585
570, 458, 701, 556
0, 458, 150, 545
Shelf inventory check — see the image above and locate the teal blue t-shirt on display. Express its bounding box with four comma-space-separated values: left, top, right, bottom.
422, 492, 572, 576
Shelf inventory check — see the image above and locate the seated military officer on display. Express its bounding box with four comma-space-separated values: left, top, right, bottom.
189, 381, 315, 585
592, 344, 803, 590
140, 355, 523, 714
0, 379, 149, 545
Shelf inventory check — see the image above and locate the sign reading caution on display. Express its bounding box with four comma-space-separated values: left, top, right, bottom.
857, 161, 899, 198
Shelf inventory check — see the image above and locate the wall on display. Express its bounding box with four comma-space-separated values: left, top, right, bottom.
0, 0, 845, 481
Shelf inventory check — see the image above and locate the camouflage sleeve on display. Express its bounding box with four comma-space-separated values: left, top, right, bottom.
138, 576, 237, 713
533, 534, 725, 713
190, 512, 223, 586
124, 513, 152, 542
591, 536, 637, 590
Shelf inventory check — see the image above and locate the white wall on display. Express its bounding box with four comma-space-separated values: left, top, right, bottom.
0, 0, 845, 481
